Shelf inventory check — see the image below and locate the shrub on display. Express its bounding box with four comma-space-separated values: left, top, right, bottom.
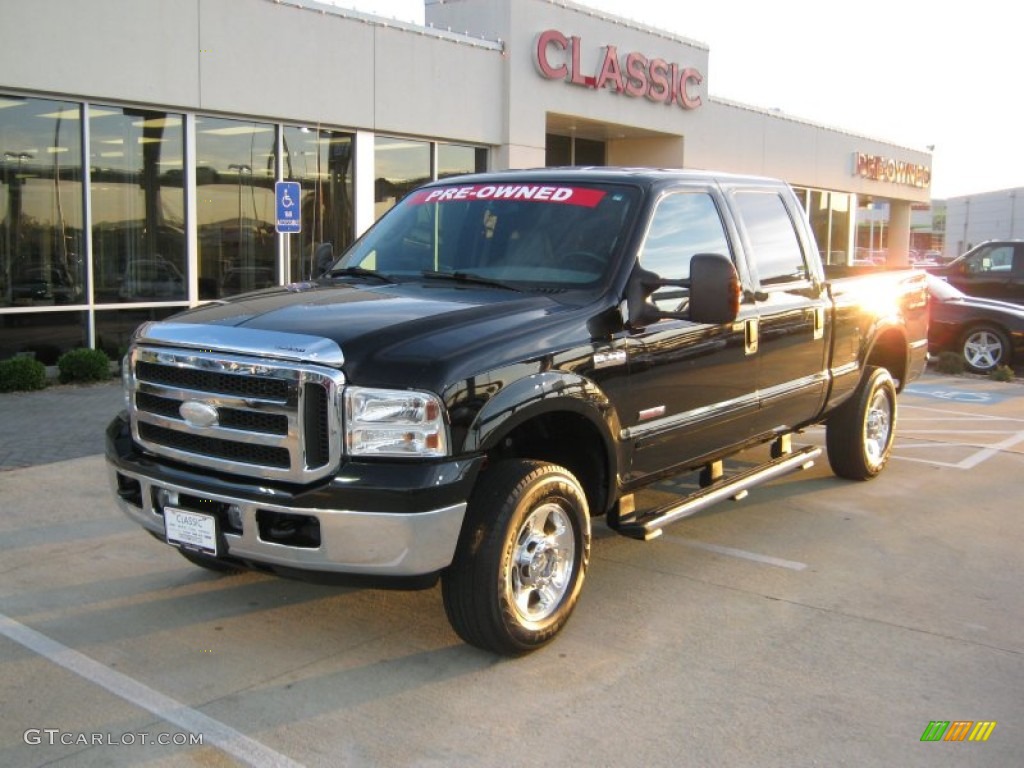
57, 347, 113, 384
989, 365, 1015, 382
933, 351, 965, 375
0, 356, 48, 392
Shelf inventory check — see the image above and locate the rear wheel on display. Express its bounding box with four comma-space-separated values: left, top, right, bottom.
960, 324, 1010, 373
826, 366, 897, 480
442, 460, 590, 655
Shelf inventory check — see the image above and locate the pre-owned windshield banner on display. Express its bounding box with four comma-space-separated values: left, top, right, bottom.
408, 184, 606, 207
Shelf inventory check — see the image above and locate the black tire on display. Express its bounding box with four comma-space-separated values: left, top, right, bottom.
177, 547, 244, 574
960, 324, 1011, 374
442, 460, 590, 656
826, 366, 897, 480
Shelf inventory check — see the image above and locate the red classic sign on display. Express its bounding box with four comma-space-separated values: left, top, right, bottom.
536, 29, 704, 110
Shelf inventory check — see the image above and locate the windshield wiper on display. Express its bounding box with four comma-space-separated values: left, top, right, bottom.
328, 266, 395, 284
421, 270, 521, 292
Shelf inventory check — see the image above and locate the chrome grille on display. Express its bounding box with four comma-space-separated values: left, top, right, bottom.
128, 345, 345, 482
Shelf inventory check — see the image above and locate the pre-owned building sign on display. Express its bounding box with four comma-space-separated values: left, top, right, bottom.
854, 153, 931, 189
536, 29, 703, 109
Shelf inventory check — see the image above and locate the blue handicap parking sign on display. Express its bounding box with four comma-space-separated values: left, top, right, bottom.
276, 181, 301, 233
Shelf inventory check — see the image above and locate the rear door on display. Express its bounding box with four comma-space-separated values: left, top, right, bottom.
727, 186, 830, 436
623, 185, 760, 483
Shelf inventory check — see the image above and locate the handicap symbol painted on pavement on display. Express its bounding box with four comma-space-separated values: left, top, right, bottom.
904, 385, 1012, 405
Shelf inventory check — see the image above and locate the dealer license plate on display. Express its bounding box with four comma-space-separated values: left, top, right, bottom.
164, 507, 219, 556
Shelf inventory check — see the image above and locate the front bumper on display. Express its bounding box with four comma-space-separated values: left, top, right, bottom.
106, 413, 478, 579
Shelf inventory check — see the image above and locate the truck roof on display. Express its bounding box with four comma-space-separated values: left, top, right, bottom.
425, 166, 792, 189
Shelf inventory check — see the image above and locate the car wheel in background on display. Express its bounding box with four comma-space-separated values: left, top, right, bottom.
960, 324, 1010, 374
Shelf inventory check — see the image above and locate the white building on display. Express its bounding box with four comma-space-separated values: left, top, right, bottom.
944, 188, 1024, 259
0, 0, 933, 361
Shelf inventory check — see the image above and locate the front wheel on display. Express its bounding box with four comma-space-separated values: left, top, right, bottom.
826, 366, 897, 480
442, 460, 590, 655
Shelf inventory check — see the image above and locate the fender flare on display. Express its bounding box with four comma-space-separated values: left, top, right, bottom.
461, 371, 623, 500
861, 317, 911, 388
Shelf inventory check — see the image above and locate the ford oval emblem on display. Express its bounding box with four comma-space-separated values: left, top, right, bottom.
179, 400, 219, 428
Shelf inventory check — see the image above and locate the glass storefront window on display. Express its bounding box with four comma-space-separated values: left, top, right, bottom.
94, 306, 181, 360
282, 127, 354, 280
1, 96, 85, 309
195, 116, 277, 299
0, 310, 88, 363
807, 190, 830, 264
374, 136, 430, 219
545, 134, 605, 166
857, 199, 889, 264
90, 106, 186, 303
796, 187, 853, 266
437, 143, 487, 179
1, 93, 494, 360
830, 192, 850, 265
546, 134, 571, 167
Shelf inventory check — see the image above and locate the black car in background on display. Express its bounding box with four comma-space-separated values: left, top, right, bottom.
926, 274, 1024, 373
927, 240, 1024, 304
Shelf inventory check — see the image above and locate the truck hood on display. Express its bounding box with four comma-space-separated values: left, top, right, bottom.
163, 280, 596, 388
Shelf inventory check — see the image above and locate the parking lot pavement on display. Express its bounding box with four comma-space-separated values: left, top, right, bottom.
1, 372, 1022, 766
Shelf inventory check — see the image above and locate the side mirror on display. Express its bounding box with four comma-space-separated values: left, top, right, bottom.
626, 265, 686, 328
626, 253, 740, 328
313, 242, 335, 278
689, 253, 741, 325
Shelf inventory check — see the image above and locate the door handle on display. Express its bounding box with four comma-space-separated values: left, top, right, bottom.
745, 318, 759, 355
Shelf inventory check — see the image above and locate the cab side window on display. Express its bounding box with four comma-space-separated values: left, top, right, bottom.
733, 191, 809, 286
966, 244, 1013, 274
638, 191, 730, 310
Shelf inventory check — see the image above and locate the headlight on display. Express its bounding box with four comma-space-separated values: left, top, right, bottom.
344, 387, 448, 457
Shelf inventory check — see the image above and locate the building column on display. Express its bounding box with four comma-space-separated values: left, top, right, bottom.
887, 200, 912, 266
354, 130, 376, 238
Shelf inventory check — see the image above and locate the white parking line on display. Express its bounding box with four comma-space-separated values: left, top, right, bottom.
895, 404, 1024, 469
660, 535, 808, 571
900, 403, 1024, 423
0, 611, 302, 768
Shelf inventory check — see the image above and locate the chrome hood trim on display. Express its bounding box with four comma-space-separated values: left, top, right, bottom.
135, 322, 344, 368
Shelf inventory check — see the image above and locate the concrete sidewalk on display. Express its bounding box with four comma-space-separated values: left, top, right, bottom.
0, 380, 123, 470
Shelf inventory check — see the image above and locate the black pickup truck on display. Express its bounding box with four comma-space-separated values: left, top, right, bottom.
107, 168, 928, 654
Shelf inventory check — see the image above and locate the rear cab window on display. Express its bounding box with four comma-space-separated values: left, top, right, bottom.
731, 190, 813, 288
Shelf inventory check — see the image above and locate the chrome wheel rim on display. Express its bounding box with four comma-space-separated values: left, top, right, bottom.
509, 502, 575, 623
864, 388, 893, 467
964, 330, 1003, 371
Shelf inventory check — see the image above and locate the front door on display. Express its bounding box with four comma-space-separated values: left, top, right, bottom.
623, 187, 760, 484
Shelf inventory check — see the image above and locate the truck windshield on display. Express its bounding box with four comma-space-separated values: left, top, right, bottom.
338, 182, 639, 289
